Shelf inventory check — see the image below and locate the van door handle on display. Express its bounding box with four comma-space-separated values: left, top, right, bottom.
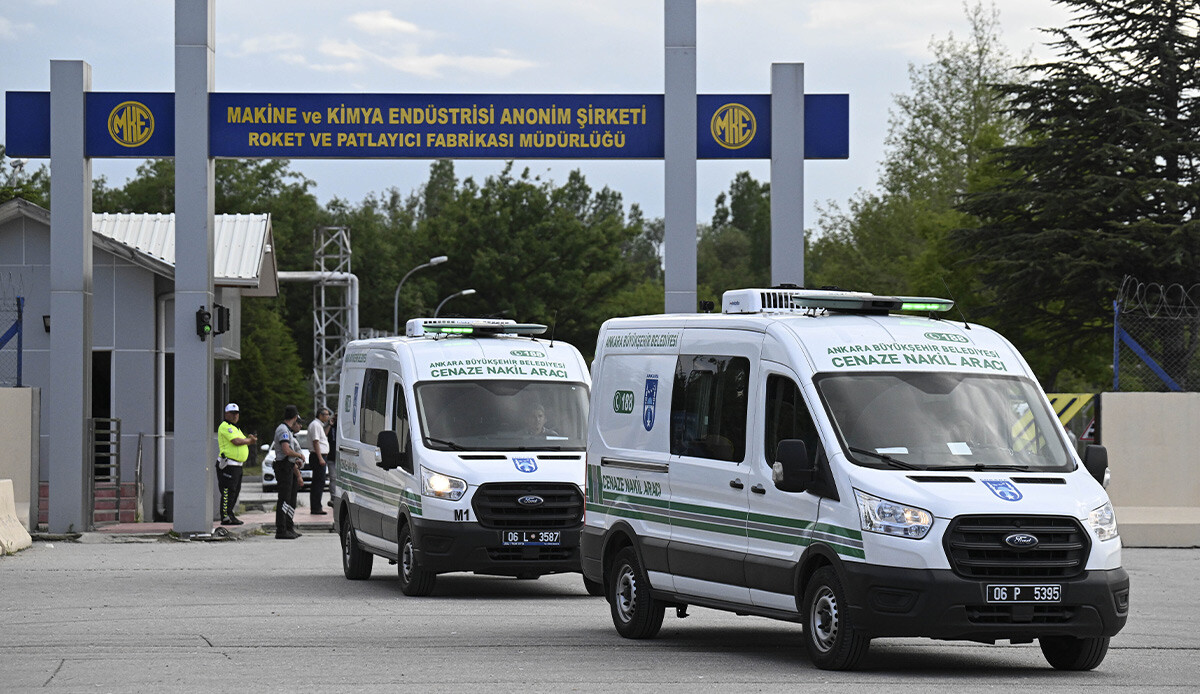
729, 478, 744, 490
751, 484, 766, 494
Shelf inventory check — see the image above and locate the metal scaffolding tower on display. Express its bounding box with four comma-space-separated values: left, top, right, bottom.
312, 226, 352, 414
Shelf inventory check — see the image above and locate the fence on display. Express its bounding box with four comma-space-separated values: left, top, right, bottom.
0, 273, 23, 387
1114, 276, 1200, 392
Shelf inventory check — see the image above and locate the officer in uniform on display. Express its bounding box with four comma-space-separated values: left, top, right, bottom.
272, 405, 305, 539
217, 403, 256, 525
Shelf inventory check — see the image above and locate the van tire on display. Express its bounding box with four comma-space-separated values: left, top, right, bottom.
339, 513, 373, 580
398, 523, 436, 596
583, 575, 605, 597
802, 566, 870, 670
609, 547, 665, 639
1040, 636, 1109, 670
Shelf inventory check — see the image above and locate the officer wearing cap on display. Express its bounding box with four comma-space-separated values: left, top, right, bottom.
217, 403, 257, 525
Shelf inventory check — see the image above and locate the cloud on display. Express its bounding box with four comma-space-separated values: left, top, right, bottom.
229, 33, 305, 57
347, 10, 421, 37
377, 51, 536, 79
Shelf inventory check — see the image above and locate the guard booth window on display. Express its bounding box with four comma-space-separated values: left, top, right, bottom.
765, 375, 822, 468
360, 368, 388, 446
670, 354, 750, 462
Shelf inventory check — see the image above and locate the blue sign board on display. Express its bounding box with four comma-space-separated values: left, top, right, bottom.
5, 91, 847, 160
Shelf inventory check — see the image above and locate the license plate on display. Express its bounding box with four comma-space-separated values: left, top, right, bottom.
501, 531, 561, 546
986, 584, 1062, 603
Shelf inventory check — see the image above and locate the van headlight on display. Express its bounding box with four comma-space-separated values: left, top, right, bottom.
421, 467, 467, 501
854, 489, 933, 539
1088, 501, 1119, 541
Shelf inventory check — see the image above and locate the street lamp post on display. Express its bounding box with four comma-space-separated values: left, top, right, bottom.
393, 255, 448, 334
434, 289, 476, 318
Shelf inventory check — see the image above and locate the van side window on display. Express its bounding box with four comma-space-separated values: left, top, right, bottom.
670, 354, 750, 462
360, 368, 388, 446
392, 382, 410, 453
765, 375, 822, 467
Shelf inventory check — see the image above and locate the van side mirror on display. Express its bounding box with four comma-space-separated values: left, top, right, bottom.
772, 439, 814, 493
1082, 444, 1110, 488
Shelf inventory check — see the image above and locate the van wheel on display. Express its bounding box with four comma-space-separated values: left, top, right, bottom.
1040, 636, 1110, 670
398, 523, 436, 596
339, 514, 373, 580
583, 575, 605, 597
802, 566, 870, 670
609, 547, 665, 638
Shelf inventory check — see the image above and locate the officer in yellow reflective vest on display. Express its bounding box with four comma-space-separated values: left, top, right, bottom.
217, 403, 257, 525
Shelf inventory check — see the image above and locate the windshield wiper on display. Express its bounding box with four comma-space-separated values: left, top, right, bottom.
425, 437, 466, 451
848, 446, 919, 470
933, 463, 1031, 472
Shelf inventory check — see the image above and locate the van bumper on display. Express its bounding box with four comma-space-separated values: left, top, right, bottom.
410, 517, 583, 577
841, 563, 1130, 642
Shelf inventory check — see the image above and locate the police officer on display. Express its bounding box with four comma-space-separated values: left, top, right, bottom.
272, 405, 305, 540
217, 403, 256, 525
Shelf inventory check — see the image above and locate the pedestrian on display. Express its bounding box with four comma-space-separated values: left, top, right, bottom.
307, 407, 332, 515
217, 403, 257, 526
272, 405, 305, 540
325, 413, 338, 505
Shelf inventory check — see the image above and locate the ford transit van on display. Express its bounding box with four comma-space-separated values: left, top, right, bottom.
335, 318, 593, 595
582, 288, 1128, 669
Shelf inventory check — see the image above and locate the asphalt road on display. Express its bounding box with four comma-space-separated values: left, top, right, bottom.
1, 537, 1197, 692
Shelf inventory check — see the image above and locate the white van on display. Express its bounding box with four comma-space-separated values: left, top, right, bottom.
334, 317, 594, 596
582, 288, 1129, 670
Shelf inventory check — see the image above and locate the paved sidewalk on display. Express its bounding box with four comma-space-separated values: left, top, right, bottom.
42, 499, 336, 539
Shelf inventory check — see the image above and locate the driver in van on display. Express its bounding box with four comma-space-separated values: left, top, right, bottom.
524, 402, 558, 436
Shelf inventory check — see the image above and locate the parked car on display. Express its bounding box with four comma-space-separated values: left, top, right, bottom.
261, 430, 326, 492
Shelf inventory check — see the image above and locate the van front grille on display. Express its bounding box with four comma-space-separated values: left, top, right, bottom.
943, 515, 1089, 579
472, 483, 584, 529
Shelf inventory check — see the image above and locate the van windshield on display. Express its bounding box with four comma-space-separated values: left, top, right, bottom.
814, 372, 1074, 472
414, 380, 589, 452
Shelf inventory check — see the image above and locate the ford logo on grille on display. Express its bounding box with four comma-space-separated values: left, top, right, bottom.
517, 495, 544, 507
1005, 532, 1039, 549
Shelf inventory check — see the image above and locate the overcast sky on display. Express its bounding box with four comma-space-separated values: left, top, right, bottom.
1, 0, 1073, 228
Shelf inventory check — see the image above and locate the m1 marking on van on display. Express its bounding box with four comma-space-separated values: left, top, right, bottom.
643, 376, 659, 431
613, 390, 636, 414
925, 332, 970, 343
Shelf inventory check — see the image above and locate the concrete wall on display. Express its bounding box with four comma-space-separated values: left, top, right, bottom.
1102, 392, 1200, 508
0, 387, 39, 530
1101, 392, 1200, 547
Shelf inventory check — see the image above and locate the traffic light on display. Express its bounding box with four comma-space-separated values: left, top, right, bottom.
195, 305, 212, 340
214, 304, 231, 336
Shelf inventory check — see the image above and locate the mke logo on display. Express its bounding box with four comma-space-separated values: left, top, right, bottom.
710, 102, 756, 150
107, 101, 155, 148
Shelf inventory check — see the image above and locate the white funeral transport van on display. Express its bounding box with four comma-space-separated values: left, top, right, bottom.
582, 288, 1129, 670
334, 318, 594, 596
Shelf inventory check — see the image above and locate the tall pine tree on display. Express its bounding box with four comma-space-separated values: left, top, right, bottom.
957, 0, 1200, 388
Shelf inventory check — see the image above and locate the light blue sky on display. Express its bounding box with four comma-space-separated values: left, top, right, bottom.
1, 0, 1070, 229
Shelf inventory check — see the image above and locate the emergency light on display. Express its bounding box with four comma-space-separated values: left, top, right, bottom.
722, 288, 954, 315
405, 317, 548, 338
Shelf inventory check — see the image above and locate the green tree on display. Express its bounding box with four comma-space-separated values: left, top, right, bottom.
0, 147, 50, 208
810, 2, 1022, 313
956, 0, 1200, 388
697, 172, 772, 302
227, 297, 309, 435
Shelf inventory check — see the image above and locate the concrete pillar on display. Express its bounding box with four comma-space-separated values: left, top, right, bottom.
771, 63, 805, 287
172, 0, 216, 535
48, 60, 93, 533
664, 0, 697, 314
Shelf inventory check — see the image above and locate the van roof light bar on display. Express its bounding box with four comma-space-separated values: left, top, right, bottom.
721, 288, 954, 315
405, 317, 547, 337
